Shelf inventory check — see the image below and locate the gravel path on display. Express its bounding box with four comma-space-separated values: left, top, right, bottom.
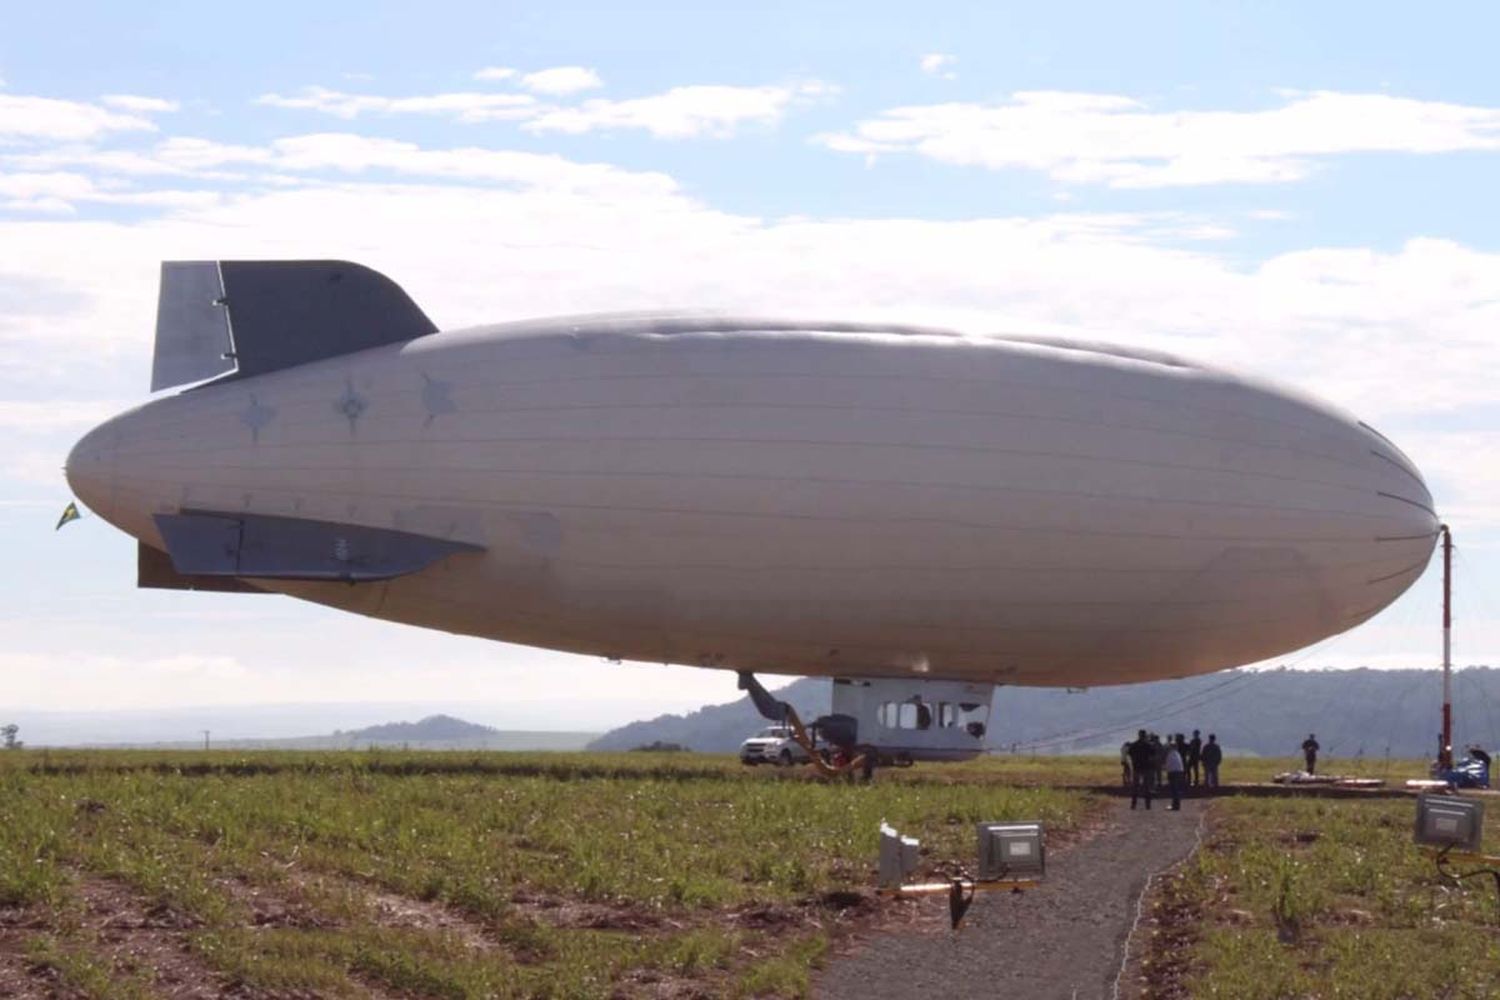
817, 796, 1205, 1000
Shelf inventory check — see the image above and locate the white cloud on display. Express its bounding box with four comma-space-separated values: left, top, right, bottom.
5, 147, 193, 177
0, 168, 223, 213
519, 65, 603, 95
256, 86, 537, 123
473, 66, 517, 82
0, 109, 1494, 429
2, 125, 1498, 701
5, 171, 1497, 429
1401, 430, 1500, 530
525, 80, 835, 138
3, 71, 1498, 716
919, 53, 957, 79
0, 639, 741, 715
154, 136, 272, 169
0, 94, 155, 141
0, 171, 98, 198
0, 400, 129, 433
101, 94, 179, 114
6, 131, 683, 213
265, 132, 680, 199
8, 447, 67, 487
818, 89, 1500, 187
6, 137, 273, 179
256, 78, 828, 138
0, 651, 251, 707
1, 196, 73, 214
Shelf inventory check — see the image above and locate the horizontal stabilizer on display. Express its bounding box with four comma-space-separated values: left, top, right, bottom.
151, 260, 437, 392
138, 542, 264, 593
152, 510, 483, 583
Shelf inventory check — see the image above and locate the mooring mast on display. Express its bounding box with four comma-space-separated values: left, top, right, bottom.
1440, 524, 1453, 771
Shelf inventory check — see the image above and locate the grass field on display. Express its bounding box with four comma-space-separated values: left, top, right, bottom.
0, 750, 1097, 998
946, 750, 1439, 787
1144, 793, 1500, 999
3, 748, 1475, 998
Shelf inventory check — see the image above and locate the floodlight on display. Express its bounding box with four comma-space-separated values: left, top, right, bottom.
977, 821, 1045, 880
878, 822, 921, 888
1415, 793, 1484, 853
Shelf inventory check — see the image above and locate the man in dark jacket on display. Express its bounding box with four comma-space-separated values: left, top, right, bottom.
1187, 730, 1203, 786
1202, 734, 1223, 788
1302, 734, 1320, 775
1127, 730, 1157, 810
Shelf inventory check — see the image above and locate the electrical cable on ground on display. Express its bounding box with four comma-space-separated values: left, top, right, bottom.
1436, 848, 1500, 922
1110, 806, 1208, 1000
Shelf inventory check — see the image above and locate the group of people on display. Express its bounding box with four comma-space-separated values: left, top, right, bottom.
1121, 729, 1223, 811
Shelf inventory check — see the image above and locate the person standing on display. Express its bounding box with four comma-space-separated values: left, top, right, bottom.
1120, 739, 1132, 787
1165, 740, 1186, 810
1187, 730, 1203, 786
1301, 734, 1320, 775
1202, 733, 1223, 788
1151, 733, 1166, 788
1127, 730, 1156, 810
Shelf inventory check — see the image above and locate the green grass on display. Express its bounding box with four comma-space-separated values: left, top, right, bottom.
24, 932, 155, 999
1158, 795, 1500, 999
13, 748, 1451, 997
0, 768, 69, 908
734, 934, 828, 998
0, 749, 1096, 998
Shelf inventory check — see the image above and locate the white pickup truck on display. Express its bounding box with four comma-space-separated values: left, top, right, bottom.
738, 725, 813, 766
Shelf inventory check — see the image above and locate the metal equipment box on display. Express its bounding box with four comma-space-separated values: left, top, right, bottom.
1414, 793, 1485, 852
878, 822, 922, 888
977, 821, 1045, 880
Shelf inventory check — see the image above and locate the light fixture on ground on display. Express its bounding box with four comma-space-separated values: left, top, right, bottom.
876, 819, 1044, 929
1414, 792, 1500, 917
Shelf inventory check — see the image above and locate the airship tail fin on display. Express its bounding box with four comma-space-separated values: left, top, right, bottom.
151, 260, 437, 392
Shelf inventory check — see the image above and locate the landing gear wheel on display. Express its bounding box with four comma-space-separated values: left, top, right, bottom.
777, 749, 793, 767
859, 745, 878, 782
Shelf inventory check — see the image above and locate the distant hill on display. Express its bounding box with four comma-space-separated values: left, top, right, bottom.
589, 667, 1500, 761
87, 714, 598, 751
589, 679, 830, 754
4, 700, 637, 749
339, 714, 499, 743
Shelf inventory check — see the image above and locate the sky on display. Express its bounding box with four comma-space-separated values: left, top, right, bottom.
2, 1, 1498, 732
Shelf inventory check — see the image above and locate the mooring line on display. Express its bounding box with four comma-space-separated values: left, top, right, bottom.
1110, 805, 1208, 1000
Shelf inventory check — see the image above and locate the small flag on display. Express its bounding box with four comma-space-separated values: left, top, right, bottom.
55, 501, 81, 531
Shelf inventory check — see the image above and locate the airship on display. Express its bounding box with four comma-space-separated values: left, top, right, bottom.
65, 261, 1439, 766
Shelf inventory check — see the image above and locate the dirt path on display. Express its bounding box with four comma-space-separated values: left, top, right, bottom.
0, 878, 236, 1000
816, 796, 1206, 1000
0, 904, 48, 999
66, 877, 229, 999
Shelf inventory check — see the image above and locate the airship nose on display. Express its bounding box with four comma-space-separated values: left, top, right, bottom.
1365, 432, 1441, 534
65, 418, 119, 521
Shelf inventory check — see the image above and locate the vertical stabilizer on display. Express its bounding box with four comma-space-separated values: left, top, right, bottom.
151, 262, 234, 391
149, 260, 438, 392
